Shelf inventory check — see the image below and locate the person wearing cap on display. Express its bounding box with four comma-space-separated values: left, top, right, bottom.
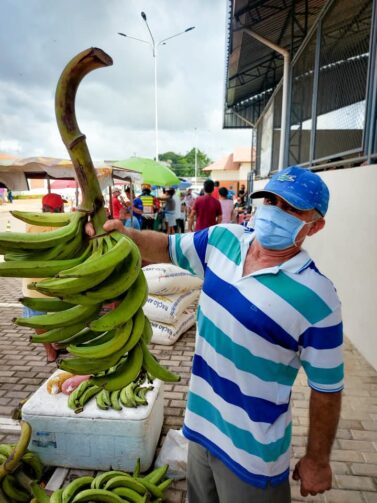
86, 166, 343, 502
22, 193, 68, 363
139, 184, 160, 230
110, 186, 126, 220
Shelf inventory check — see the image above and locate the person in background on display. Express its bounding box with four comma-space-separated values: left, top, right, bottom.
218, 187, 235, 223
22, 193, 68, 363
90, 166, 342, 502
139, 184, 160, 230
7, 188, 13, 203
237, 184, 247, 205
184, 188, 195, 216
227, 185, 236, 200
212, 180, 220, 200
110, 187, 125, 220
124, 186, 143, 228
163, 188, 176, 235
119, 206, 140, 230
175, 192, 186, 233
189, 179, 222, 231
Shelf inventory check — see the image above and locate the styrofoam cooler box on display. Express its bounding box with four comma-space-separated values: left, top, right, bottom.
22, 370, 164, 472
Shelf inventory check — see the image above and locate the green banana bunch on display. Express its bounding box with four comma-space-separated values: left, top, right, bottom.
59, 465, 173, 503
0, 46, 181, 392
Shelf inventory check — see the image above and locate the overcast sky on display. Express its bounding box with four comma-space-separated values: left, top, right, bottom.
0, 0, 251, 165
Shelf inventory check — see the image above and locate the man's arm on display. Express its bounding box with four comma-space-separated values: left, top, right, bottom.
188, 209, 196, 232
293, 389, 341, 497
100, 220, 170, 264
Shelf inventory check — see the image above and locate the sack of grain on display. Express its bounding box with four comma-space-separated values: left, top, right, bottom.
151, 310, 196, 345
142, 263, 202, 295
143, 290, 200, 324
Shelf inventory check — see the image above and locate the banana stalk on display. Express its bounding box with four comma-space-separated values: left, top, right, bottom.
55, 47, 113, 233
0, 421, 32, 481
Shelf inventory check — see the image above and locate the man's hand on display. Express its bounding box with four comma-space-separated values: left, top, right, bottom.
84, 219, 127, 238
292, 456, 332, 496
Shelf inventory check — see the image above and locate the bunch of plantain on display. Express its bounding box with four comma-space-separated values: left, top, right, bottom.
49, 461, 172, 503
0, 48, 180, 390
66, 372, 155, 414
0, 421, 46, 502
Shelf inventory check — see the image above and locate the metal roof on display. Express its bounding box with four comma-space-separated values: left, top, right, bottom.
224, 0, 327, 126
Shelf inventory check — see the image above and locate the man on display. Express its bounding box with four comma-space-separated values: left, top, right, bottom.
89, 166, 343, 502
212, 180, 220, 200
139, 184, 160, 230
110, 187, 124, 220
189, 179, 222, 231
238, 183, 247, 205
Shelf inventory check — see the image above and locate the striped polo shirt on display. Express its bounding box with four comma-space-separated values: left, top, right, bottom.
168, 224, 343, 488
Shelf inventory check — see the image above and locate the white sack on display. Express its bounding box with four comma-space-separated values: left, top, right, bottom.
150, 310, 196, 345
143, 290, 199, 324
143, 263, 202, 295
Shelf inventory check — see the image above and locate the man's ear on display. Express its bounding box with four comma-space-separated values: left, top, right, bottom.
307, 218, 325, 236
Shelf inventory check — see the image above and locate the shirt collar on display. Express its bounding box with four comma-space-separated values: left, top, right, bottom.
242, 231, 313, 275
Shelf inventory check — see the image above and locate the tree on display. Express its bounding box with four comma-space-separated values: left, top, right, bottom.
159, 149, 211, 178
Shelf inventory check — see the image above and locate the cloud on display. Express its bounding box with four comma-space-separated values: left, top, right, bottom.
0, 0, 251, 162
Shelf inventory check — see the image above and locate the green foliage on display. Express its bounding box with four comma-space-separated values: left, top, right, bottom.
159, 149, 211, 177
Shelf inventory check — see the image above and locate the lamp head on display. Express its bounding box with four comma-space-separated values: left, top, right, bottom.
185, 26, 195, 32
141, 11, 147, 21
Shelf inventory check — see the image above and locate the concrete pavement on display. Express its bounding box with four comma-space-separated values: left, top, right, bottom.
0, 201, 376, 501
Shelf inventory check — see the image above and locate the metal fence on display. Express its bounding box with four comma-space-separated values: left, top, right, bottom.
255, 0, 375, 177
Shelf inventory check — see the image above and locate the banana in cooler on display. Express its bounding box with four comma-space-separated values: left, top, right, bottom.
22, 370, 164, 472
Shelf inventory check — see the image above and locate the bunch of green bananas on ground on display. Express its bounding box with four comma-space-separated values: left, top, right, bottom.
0, 421, 45, 502
0, 210, 180, 388
46, 461, 172, 503
67, 372, 154, 414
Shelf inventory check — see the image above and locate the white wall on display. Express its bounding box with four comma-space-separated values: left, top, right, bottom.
253, 166, 377, 370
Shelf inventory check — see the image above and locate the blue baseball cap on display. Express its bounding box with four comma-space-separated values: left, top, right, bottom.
250, 166, 329, 216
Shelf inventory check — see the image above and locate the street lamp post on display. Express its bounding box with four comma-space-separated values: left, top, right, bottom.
119, 13, 195, 162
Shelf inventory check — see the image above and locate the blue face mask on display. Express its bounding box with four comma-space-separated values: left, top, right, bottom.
253, 205, 307, 250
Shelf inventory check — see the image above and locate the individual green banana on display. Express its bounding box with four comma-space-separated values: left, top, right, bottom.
141, 317, 153, 345
58, 236, 132, 278
0, 249, 91, 278
11, 210, 74, 227
0, 487, 10, 503
120, 382, 137, 408
83, 243, 141, 303
30, 481, 51, 503
15, 303, 101, 330
1, 474, 29, 502
144, 464, 169, 485
0, 455, 6, 465
68, 379, 95, 410
104, 475, 146, 495
72, 488, 123, 503
58, 341, 129, 375
110, 390, 122, 411
21, 451, 44, 480
32, 267, 112, 297
62, 475, 94, 503
0, 211, 83, 251
158, 478, 173, 492
112, 486, 147, 503
96, 389, 111, 410
135, 477, 164, 499
20, 297, 74, 312
92, 343, 143, 392
134, 385, 153, 406
141, 339, 180, 383
77, 384, 101, 409
67, 319, 133, 360
121, 308, 145, 354
59, 327, 103, 346
92, 471, 132, 490
31, 321, 93, 344
50, 488, 63, 503
90, 272, 148, 332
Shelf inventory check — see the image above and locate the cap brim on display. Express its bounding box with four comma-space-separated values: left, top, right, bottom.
249, 189, 314, 212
